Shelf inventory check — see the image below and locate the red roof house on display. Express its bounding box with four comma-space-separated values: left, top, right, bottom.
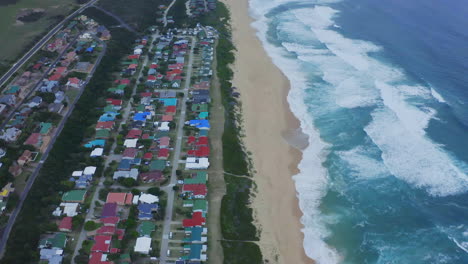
122, 148, 138, 159
143, 152, 153, 160
96, 225, 116, 235
128, 54, 140, 59
149, 63, 159, 69
141, 92, 152, 98
187, 136, 196, 144
101, 216, 120, 226
120, 79, 130, 85
58, 217, 72, 232
165, 106, 176, 114
159, 136, 170, 148
196, 137, 209, 146
106, 192, 133, 205
25, 133, 41, 146
89, 252, 114, 264
96, 121, 114, 130
140, 171, 164, 183
48, 73, 62, 81
161, 115, 173, 121
126, 129, 142, 139
157, 148, 169, 159
106, 98, 122, 106
147, 75, 157, 81
182, 184, 207, 197
91, 235, 112, 252
182, 212, 206, 228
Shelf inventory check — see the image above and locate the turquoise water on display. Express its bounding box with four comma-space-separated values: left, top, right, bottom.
248, 0, 468, 263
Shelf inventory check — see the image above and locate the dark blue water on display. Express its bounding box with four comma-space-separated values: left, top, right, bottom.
250, 0, 468, 263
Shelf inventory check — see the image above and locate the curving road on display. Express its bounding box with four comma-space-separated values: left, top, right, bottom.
0, 0, 98, 88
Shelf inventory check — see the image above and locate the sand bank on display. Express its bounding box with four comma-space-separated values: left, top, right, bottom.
221, 0, 314, 263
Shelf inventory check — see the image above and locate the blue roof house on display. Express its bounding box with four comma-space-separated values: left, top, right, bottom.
137, 203, 158, 220
84, 139, 105, 148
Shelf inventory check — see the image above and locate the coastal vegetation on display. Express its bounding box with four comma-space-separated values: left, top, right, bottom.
205, 3, 263, 263
1, 27, 135, 264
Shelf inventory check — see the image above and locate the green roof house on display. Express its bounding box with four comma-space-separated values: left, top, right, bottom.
39, 122, 52, 134
149, 160, 166, 171
184, 172, 207, 185
138, 221, 156, 237
38, 232, 67, 249
193, 199, 207, 215
95, 129, 110, 139
62, 190, 87, 203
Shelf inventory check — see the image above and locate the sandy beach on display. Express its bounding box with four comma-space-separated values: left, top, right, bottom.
221, 0, 314, 263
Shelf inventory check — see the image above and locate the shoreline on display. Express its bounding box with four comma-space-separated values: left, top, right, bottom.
222, 0, 313, 263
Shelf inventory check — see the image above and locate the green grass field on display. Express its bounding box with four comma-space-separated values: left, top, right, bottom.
0, 0, 76, 63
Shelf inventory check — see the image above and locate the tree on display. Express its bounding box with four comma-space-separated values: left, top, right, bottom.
147, 187, 162, 196
84, 221, 99, 231
131, 188, 141, 195
172, 185, 180, 191
118, 177, 137, 188
38, 92, 56, 104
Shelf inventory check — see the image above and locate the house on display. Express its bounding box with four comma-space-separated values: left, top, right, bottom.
185, 157, 210, 170
101, 203, 118, 218
91, 235, 112, 252
96, 121, 114, 130
118, 159, 132, 171
38, 233, 67, 249
61, 190, 87, 203
106, 98, 122, 107
89, 252, 113, 264
184, 227, 207, 243
112, 168, 138, 181
149, 160, 166, 171
90, 148, 104, 157
84, 166, 97, 175
48, 103, 64, 114
139, 193, 159, 204
17, 150, 34, 166
39, 248, 63, 264
84, 139, 105, 148
40, 80, 58, 93
0, 95, 16, 106
66, 77, 82, 89
159, 136, 170, 148
95, 129, 110, 139
137, 221, 156, 237
123, 139, 138, 148
101, 216, 120, 227
40, 122, 53, 135
53, 202, 80, 217
182, 212, 206, 228
134, 237, 152, 254
182, 184, 207, 198
184, 171, 208, 185
106, 193, 133, 205
8, 163, 23, 177
126, 129, 142, 139
139, 171, 164, 183
122, 148, 138, 159
137, 203, 158, 220
157, 148, 169, 160
188, 120, 210, 130
58, 217, 73, 232
143, 152, 153, 160
0, 183, 14, 201
27, 96, 42, 108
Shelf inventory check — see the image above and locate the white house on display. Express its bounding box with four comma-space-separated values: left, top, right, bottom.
134, 237, 152, 254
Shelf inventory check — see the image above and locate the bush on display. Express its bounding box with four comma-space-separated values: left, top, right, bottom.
84, 221, 99, 231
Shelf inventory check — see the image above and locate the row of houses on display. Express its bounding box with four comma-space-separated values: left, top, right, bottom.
170, 27, 218, 264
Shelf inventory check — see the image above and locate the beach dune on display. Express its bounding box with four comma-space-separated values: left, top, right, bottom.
222, 0, 314, 263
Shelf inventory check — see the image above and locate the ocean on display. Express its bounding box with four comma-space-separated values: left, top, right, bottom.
248, 0, 468, 263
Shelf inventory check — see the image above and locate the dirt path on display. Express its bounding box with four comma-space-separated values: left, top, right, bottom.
206, 42, 227, 264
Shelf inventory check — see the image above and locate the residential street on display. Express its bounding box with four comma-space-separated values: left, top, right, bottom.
70, 32, 159, 264
159, 36, 196, 264
0, 37, 107, 259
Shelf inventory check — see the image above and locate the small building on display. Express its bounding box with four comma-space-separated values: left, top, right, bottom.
106, 193, 133, 205
134, 237, 152, 254
61, 190, 87, 203
58, 217, 73, 232
101, 203, 118, 218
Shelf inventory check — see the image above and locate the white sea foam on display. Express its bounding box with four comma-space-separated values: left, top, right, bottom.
431, 87, 447, 103
250, 1, 341, 263
248, 0, 468, 262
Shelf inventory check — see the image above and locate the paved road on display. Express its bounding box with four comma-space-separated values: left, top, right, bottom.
0, 37, 107, 260
0, 30, 83, 130
70, 32, 159, 263
159, 36, 196, 263
163, 0, 177, 27
90, 5, 137, 33
0, 0, 98, 88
